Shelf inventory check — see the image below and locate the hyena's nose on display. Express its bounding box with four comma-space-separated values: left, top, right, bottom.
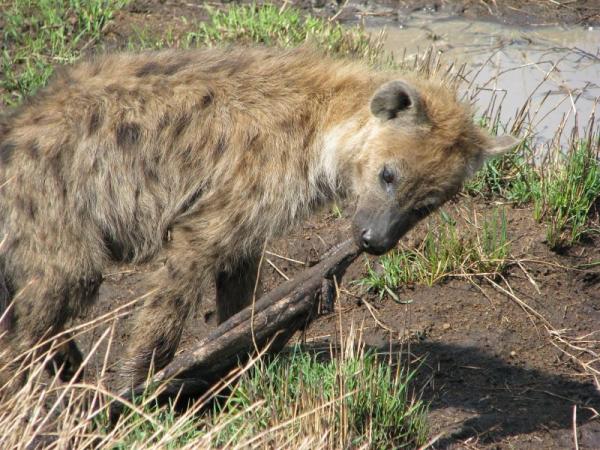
360, 229, 373, 250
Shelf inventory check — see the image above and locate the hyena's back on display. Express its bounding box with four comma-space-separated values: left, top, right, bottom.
0, 48, 365, 280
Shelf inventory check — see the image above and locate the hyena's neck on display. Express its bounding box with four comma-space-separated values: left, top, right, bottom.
312, 112, 374, 200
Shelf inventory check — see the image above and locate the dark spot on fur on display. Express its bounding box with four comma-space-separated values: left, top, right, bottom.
248, 181, 261, 198
27, 139, 40, 160
28, 202, 37, 219
166, 260, 179, 279
15, 197, 37, 220
0, 142, 16, 165
157, 113, 170, 132
210, 58, 246, 76
179, 225, 195, 234
215, 134, 227, 156
136, 62, 162, 77
48, 146, 66, 186
164, 61, 188, 75
134, 185, 141, 203
201, 91, 214, 107
116, 122, 141, 148
105, 84, 126, 96
144, 160, 160, 182
173, 112, 191, 138
136, 60, 188, 78
138, 96, 147, 114
178, 186, 204, 216
243, 130, 260, 151
133, 187, 141, 223
88, 108, 103, 135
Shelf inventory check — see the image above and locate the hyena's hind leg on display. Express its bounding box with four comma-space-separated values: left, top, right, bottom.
215, 256, 262, 324
46, 339, 84, 383
0, 243, 104, 390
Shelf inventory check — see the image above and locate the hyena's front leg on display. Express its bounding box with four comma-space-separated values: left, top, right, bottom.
215, 256, 261, 324
119, 226, 216, 389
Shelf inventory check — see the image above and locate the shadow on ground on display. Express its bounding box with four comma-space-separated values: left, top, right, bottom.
297, 340, 600, 448
412, 342, 600, 448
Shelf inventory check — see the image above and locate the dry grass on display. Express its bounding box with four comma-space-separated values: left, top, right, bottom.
0, 296, 428, 449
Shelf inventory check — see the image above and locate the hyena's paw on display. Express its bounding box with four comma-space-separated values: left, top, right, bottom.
49, 339, 84, 382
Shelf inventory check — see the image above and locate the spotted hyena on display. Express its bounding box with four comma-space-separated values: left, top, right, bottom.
0, 47, 517, 390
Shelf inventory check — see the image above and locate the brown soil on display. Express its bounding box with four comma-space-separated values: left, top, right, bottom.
78, 194, 600, 449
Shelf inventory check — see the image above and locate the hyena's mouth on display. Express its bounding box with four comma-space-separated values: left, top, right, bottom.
352, 207, 414, 255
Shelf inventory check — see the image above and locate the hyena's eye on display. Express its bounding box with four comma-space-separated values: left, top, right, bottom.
380, 166, 395, 185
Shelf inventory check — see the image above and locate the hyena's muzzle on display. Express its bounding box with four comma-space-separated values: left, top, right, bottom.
353, 203, 424, 255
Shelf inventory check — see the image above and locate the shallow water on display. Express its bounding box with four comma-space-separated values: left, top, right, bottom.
365, 12, 599, 144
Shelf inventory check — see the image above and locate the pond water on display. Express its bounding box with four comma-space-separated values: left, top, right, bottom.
364, 12, 599, 145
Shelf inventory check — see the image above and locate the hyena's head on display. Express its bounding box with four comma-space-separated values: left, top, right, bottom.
351, 79, 519, 255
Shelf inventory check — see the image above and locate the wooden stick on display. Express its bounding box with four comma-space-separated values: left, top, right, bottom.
111, 239, 362, 418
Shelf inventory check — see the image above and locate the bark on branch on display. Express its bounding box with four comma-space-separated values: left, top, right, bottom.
111, 239, 362, 418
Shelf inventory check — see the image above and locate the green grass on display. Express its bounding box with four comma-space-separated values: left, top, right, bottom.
210, 347, 427, 448
188, 4, 382, 62
533, 139, 600, 250
465, 121, 599, 250
0, 0, 128, 105
92, 344, 427, 449
361, 209, 510, 295
125, 3, 384, 65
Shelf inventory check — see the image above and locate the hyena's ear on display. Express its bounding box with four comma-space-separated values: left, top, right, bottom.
370, 80, 424, 122
482, 134, 521, 160
468, 134, 521, 177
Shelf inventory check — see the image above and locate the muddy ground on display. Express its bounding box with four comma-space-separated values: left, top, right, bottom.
115, 0, 600, 35
103, 0, 600, 50
59, 1, 600, 448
